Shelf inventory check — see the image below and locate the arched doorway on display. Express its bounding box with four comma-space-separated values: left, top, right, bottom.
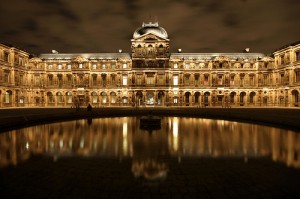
56, 92, 63, 105
240, 92, 246, 106
110, 92, 116, 104
185, 92, 191, 106
249, 92, 256, 105
101, 92, 107, 105
157, 91, 164, 106
136, 91, 143, 106
194, 92, 200, 106
292, 90, 299, 106
91, 92, 98, 104
263, 96, 268, 106
146, 91, 154, 105
47, 92, 54, 106
66, 92, 73, 104
204, 92, 210, 107
230, 92, 236, 106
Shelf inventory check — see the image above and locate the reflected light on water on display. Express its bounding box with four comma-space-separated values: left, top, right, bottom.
0, 117, 300, 174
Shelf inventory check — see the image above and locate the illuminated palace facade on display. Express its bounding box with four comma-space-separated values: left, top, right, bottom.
0, 22, 300, 108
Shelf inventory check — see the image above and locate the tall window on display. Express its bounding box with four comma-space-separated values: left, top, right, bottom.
174, 63, 178, 69
58, 64, 62, 69
250, 76, 254, 86
204, 75, 209, 86
92, 75, 97, 86
230, 76, 235, 86
93, 64, 97, 69
4, 52, 9, 62
296, 71, 300, 82
35, 76, 40, 86
296, 51, 300, 62
123, 63, 127, 69
173, 75, 178, 86
79, 63, 83, 69
122, 75, 127, 85
67, 64, 72, 69
137, 75, 142, 85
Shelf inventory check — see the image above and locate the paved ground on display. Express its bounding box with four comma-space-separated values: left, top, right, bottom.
0, 107, 300, 132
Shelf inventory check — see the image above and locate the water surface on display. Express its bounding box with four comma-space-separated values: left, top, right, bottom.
0, 117, 300, 198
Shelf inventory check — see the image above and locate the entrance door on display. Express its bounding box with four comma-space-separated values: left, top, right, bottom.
217, 96, 223, 106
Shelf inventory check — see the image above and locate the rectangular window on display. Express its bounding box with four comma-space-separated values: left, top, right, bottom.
123, 63, 127, 69
185, 64, 190, 69
296, 51, 300, 61
230, 76, 234, 86
296, 71, 300, 82
58, 64, 62, 69
263, 75, 268, 85
111, 75, 115, 85
250, 76, 254, 86
48, 64, 53, 69
67, 64, 72, 69
158, 75, 164, 85
93, 64, 97, 69
147, 76, 154, 85
280, 55, 284, 65
204, 75, 209, 86
184, 75, 189, 85
111, 64, 115, 69
93, 76, 97, 86
35, 76, 40, 86
218, 75, 223, 85
122, 75, 127, 85
174, 63, 178, 69
137, 75, 142, 85
4, 52, 9, 62
79, 63, 83, 69
173, 75, 178, 86
102, 64, 106, 69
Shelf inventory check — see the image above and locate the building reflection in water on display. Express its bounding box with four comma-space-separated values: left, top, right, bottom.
0, 117, 299, 180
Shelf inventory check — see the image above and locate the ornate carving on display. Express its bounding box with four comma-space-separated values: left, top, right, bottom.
72, 56, 88, 63
29, 57, 42, 64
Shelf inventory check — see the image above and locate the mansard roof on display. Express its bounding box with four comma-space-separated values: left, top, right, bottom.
170, 53, 265, 61
39, 53, 131, 60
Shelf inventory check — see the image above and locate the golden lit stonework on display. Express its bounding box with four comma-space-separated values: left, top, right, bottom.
0, 23, 299, 107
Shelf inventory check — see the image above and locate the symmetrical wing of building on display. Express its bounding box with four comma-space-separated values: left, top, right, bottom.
0, 22, 299, 107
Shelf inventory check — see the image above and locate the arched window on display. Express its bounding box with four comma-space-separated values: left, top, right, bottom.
110, 92, 116, 104
230, 92, 236, 103
250, 92, 255, 104
57, 92, 63, 103
5, 90, 12, 103
122, 96, 128, 104
240, 92, 246, 104
91, 92, 98, 103
101, 92, 107, 103
66, 92, 73, 104
47, 92, 54, 103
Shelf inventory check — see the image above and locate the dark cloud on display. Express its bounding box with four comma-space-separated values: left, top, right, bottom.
0, 0, 299, 55
223, 13, 240, 28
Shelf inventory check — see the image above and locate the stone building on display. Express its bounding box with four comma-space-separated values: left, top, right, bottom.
0, 22, 299, 108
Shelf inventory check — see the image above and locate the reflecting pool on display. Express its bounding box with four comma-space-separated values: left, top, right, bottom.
0, 117, 300, 198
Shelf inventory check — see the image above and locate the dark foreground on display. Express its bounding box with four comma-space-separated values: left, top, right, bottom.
0, 107, 300, 132
1, 156, 299, 199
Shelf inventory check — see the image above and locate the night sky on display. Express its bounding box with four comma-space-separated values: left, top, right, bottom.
1, 0, 299, 56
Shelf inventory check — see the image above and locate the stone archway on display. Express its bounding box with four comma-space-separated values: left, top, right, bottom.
157, 91, 164, 106
194, 92, 200, 106
136, 91, 143, 106
292, 90, 299, 106
185, 92, 191, 106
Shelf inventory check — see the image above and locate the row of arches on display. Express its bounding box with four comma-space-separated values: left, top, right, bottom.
0, 89, 299, 107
